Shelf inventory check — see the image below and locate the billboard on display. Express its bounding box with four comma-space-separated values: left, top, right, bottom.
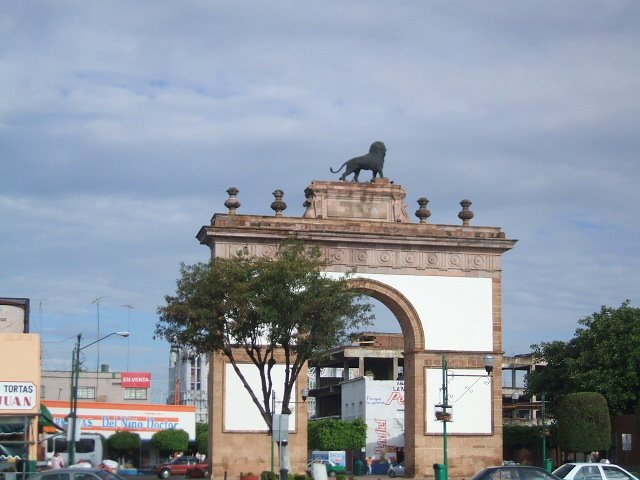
121, 372, 151, 388
42, 400, 196, 440
342, 378, 405, 459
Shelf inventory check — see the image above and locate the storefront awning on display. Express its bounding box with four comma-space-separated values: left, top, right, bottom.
39, 404, 62, 431
0, 416, 27, 437
0, 423, 25, 436
0, 416, 29, 459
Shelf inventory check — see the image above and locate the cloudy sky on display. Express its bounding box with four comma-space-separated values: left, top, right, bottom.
2, 2, 639, 402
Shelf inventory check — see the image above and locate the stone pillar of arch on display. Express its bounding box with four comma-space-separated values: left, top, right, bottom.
197, 179, 516, 479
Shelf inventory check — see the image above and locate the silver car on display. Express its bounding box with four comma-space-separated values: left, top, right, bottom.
388, 462, 404, 478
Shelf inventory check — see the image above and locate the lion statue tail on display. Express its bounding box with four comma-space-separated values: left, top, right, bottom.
330, 161, 347, 173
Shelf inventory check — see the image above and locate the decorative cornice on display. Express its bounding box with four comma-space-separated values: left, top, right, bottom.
213, 241, 503, 273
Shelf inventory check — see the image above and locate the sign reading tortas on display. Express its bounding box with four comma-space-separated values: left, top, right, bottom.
0, 381, 37, 410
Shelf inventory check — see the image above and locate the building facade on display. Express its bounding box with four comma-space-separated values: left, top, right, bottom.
41, 369, 151, 405
312, 333, 553, 469
168, 349, 209, 423
197, 178, 516, 479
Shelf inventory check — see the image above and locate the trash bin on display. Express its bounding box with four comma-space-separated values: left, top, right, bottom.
354, 459, 365, 476
544, 459, 553, 473
433, 463, 447, 480
26, 460, 38, 473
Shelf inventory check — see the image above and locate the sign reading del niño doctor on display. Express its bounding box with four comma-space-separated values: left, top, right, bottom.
0, 381, 37, 410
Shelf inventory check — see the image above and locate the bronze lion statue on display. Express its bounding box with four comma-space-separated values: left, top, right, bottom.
330, 141, 386, 182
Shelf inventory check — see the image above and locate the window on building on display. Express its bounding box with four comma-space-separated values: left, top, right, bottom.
41, 385, 46, 399
190, 356, 202, 391
621, 433, 632, 451
77, 386, 95, 399
124, 388, 148, 400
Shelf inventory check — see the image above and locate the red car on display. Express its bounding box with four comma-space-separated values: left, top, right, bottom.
185, 463, 210, 478
155, 456, 208, 479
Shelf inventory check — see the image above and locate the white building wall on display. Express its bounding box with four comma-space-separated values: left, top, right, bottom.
342, 378, 405, 460
223, 363, 296, 431
327, 272, 493, 352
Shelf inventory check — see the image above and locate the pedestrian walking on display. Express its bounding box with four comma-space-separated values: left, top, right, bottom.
51, 452, 65, 470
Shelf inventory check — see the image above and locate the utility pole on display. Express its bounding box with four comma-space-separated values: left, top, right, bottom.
91, 297, 105, 398
90, 297, 105, 371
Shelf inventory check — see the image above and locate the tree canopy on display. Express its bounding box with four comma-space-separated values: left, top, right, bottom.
156, 239, 373, 429
194, 423, 208, 456
556, 392, 611, 454
151, 429, 189, 457
106, 431, 141, 464
527, 301, 640, 416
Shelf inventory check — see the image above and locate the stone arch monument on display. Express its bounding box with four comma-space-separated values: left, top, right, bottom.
197, 177, 516, 479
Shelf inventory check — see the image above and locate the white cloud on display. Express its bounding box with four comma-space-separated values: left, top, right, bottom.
2, 1, 639, 394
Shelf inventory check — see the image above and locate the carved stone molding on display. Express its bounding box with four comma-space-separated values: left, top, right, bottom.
215, 242, 500, 273
302, 179, 410, 223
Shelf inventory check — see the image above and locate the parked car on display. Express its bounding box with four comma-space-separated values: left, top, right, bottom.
307, 459, 347, 477
185, 463, 210, 478
471, 466, 562, 480
27, 467, 127, 480
553, 463, 639, 480
388, 462, 404, 478
155, 456, 208, 479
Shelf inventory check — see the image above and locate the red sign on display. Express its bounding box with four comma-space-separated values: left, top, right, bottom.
121, 372, 151, 388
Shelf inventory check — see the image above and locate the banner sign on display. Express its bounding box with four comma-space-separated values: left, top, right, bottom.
121, 372, 151, 388
42, 400, 196, 440
0, 381, 36, 410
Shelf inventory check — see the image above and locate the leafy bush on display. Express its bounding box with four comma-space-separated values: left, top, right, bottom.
557, 392, 611, 453
261, 471, 278, 480
308, 418, 366, 450
151, 429, 190, 457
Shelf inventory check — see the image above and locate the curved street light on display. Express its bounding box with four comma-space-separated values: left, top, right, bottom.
68, 331, 129, 465
437, 354, 495, 480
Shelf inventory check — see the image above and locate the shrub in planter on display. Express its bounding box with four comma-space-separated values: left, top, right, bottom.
261, 471, 278, 480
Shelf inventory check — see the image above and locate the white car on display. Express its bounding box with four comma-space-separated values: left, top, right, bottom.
553, 463, 639, 480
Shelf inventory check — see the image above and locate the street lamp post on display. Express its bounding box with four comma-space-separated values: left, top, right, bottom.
541, 394, 548, 471
271, 391, 276, 474
437, 354, 495, 480
270, 389, 309, 479
68, 331, 129, 465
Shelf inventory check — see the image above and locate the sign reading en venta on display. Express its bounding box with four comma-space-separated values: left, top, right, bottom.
121, 372, 151, 388
0, 382, 37, 410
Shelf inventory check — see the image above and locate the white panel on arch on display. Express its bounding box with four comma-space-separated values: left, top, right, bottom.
335, 272, 493, 351
425, 367, 493, 434
224, 363, 296, 431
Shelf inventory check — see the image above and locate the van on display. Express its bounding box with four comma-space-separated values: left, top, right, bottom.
44, 433, 104, 467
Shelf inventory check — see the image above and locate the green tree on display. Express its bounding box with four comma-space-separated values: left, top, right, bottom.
308, 418, 367, 451
556, 392, 611, 454
156, 239, 372, 429
106, 431, 141, 465
195, 423, 208, 456
151, 429, 189, 458
527, 301, 640, 415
